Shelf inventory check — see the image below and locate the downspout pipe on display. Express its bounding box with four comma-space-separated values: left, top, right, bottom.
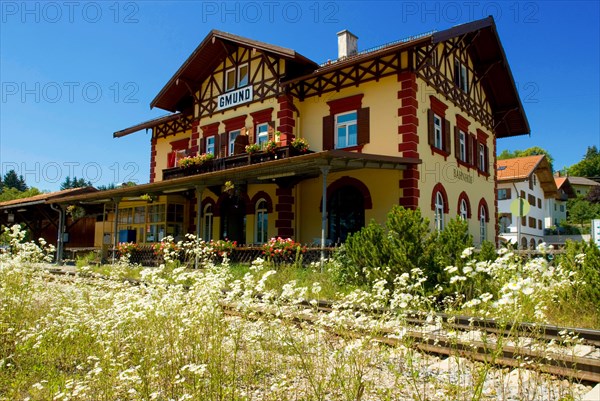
50, 203, 65, 265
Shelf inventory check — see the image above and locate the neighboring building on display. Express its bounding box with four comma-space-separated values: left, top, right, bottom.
0, 188, 98, 251
497, 155, 557, 248
564, 176, 600, 197
55, 16, 529, 254
549, 177, 576, 227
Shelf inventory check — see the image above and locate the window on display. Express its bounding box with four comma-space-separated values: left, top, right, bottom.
499, 214, 512, 233
528, 216, 536, 228
521, 216, 526, 227
433, 114, 443, 149
237, 63, 249, 87
256, 123, 269, 146
335, 111, 357, 148
434, 191, 445, 231
206, 136, 215, 155
538, 219, 542, 230
454, 58, 468, 93
458, 130, 466, 162
459, 199, 468, 221
479, 206, 487, 241
560, 204, 565, 212
537, 198, 541, 209
225, 68, 236, 92
498, 188, 511, 200
228, 129, 241, 155
528, 194, 536, 206
255, 199, 268, 244
203, 204, 213, 241
533, 175, 537, 186
479, 143, 485, 171
173, 149, 188, 167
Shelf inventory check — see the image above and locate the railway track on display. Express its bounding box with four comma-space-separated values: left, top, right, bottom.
45, 267, 600, 383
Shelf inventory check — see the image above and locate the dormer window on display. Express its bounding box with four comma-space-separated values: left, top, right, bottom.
238, 63, 249, 87
454, 58, 468, 93
225, 68, 236, 92
225, 63, 249, 92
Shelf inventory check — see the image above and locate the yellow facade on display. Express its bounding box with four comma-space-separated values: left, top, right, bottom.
108, 21, 531, 249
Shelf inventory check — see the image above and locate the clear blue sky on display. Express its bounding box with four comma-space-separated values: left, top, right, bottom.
1, 1, 599, 191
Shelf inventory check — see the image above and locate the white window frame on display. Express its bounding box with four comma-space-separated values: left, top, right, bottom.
255, 199, 268, 244
173, 149, 187, 167
206, 136, 215, 156
480, 206, 487, 241
479, 143, 485, 171
460, 63, 468, 92
459, 199, 468, 221
225, 67, 236, 92
256, 122, 269, 146
435, 191, 445, 231
459, 130, 466, 162
433, 114, 443, 149
228, 129, 241, 156
335, 111, 358, 149
203, 204, 213, 241
237, 63, 249, 88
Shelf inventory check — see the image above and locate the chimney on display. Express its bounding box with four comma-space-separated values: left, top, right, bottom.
337, 30, 358, 59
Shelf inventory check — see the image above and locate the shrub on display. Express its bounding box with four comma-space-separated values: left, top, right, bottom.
341, 206, 435, 287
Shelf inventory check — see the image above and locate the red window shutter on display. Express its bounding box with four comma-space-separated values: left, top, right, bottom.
200, 137, 206, 154
323, 115, 334, 150
471, 135, 478, 167
484, 144, 489, 173
443, 118, 451, 153
427, 109, 434, 146
506, 188, 512, 198
454, 126, 459, 161
220, 132, 228, 157
357, 107, 370, 145
167, 151, 176, 168
268, 121, 275, 141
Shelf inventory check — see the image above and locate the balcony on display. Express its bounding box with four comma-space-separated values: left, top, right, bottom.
162, 146, 311, 181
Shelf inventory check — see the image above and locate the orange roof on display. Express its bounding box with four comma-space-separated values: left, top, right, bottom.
497, 155, 557, 197
0, 187, 97, 209
555, 177, 567, 190
497, 155, 545, 180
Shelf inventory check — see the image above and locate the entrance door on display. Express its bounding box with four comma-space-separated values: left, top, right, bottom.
220, 196, 246, 244
328, 185, 365, 244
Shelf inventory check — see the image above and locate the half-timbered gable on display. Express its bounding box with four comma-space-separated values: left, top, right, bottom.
60, 16, 529, 256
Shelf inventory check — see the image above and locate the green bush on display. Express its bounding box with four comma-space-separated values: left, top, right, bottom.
478, 240, 498, 262
341, 206, 435, 287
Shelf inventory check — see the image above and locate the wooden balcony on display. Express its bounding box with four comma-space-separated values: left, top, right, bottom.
162, 146, 311, 181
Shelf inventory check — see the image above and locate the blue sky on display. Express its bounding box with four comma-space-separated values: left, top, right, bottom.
1, 1, 599, 191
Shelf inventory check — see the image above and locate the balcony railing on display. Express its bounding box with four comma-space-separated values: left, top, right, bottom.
162, 146, 310, 181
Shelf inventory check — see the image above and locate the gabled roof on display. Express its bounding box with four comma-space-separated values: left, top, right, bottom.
0, 187, 97, 210
497, 155, 557, 196
555, 177, 576, 199
567, 176, 600, 187
282, 17, 528, 138
151, 30, 318, 112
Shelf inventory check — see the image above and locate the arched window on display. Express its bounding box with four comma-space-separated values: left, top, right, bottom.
521, 237, 528, 250
255, 199, 268, 244
460, 199, 468, 221
530, 238, 536, 249
328, 185, 365, 244
435, 191, 445, 231
203, 204, 213, 241
479, 205, 487, 241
